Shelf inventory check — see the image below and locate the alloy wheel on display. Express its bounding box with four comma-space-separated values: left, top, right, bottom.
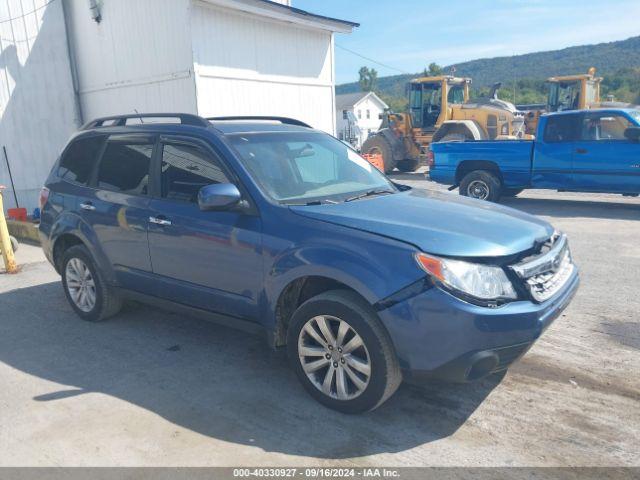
65, 258, 96, 313
298, 315, 371, 400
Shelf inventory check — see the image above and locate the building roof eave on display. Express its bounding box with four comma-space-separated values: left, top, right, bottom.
198, 0, 359, 33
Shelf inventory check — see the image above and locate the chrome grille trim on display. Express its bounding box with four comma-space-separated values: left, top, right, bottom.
510, 234, 575, 302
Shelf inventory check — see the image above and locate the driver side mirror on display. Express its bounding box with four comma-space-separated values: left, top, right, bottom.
198, 183, 242, 211
624, 127, 640, 142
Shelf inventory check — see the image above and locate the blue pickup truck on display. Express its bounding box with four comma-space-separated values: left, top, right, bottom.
429, 108, 640, 201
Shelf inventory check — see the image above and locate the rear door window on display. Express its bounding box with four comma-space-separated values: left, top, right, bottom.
543, 115, 579, 143
58, 135, 106, 185
160, 142, 229, 203
96, 137, 154, 195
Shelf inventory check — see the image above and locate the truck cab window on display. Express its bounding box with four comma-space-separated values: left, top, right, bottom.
544, 115, 578, 143
581, 114, 632, 141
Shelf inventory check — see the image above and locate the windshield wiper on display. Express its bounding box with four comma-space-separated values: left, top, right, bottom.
345, 189, 395, 203
284, 199, 339, 206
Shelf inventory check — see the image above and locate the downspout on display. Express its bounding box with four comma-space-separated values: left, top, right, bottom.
61, 0, 84, 127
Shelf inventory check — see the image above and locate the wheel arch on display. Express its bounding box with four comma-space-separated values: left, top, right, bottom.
433, 120, 485, 143
272, 275, 369, 347
455, 160, 503, 184
49, 213, 115, 283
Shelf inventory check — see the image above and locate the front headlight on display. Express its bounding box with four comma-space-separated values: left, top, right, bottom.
415, 252, 517, 305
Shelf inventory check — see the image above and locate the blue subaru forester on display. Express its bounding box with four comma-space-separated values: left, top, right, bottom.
39, 114, 579, 413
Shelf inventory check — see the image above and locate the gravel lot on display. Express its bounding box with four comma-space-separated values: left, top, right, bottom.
1, 176, 638, 467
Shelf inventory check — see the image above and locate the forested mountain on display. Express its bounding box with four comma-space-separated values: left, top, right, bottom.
337, 36, 640, 109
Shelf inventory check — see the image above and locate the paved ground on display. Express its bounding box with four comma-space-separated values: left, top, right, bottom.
1, 178, 639, 467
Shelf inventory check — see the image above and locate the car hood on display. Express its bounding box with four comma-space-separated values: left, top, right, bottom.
290, 189, 554, 258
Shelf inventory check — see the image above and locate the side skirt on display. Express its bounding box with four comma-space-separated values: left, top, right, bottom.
115, 287, 268, 339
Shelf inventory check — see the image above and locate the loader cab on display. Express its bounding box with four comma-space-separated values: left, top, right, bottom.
547, 69, 601, 112
408, 77, 470, 131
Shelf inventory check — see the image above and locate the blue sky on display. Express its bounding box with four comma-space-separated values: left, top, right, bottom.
295, 0, 640, 84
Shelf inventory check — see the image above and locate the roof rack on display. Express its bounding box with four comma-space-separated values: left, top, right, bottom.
81, 113, 210, 130
207, 116, 312, 128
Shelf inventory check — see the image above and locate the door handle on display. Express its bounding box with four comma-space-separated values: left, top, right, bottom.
80, 202, 95, 211
149, 216, 172, 226
575, 148, 588, 154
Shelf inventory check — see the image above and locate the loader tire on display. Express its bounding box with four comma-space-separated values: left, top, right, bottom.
361, 136, 396, 174
396, 159, 420, 172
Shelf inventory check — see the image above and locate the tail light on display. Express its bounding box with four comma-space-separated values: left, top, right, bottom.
39, 187, 50, 211
426, 150, 435, 168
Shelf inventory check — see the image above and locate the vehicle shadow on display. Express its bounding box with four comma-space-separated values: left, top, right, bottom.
500, 196, 640, 221
1, 281, 503, 459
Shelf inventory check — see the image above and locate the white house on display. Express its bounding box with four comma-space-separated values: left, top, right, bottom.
335, 91, 387, 149
0, 0, 357, 212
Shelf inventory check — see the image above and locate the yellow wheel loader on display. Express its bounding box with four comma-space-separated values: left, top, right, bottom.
524, 68, 637, 133
361, 75, 529, 173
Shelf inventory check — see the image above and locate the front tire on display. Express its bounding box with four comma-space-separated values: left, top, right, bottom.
361, 135, 396, 174
460, 170, 502, 202
287, 290, 401, 413
61, 245, 122, 322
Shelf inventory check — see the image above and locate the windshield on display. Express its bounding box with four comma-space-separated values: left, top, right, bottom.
629, 110, 640, 125
228, 131, 397, 204
549, 81, 580, 112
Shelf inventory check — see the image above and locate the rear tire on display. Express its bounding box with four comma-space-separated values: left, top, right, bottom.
361, 135, 397, 174
396, 158, 420, 172
460, 170, 502, 202
61, 245, 122, 322
287, 290, 401, 413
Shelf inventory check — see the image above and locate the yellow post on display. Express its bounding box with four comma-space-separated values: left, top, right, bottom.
0, 187, 18, 274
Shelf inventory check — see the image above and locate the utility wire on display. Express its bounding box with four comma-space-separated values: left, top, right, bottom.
335, 43, 408, 74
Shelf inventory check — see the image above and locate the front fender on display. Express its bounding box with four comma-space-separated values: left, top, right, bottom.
262, 238, 424, 332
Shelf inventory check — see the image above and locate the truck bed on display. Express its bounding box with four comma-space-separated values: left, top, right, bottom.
429, 140, 535, 189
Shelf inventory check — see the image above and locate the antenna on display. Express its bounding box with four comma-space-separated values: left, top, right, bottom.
134, 109, 144, 124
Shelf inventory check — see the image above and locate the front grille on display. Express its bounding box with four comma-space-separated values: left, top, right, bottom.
510, 234, 575, 303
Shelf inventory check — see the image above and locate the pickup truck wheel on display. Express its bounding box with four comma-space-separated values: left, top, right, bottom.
460, 170, 502, 202
61, 245, 122, 322
287, 290, 401, 414
361, 136, 397, 174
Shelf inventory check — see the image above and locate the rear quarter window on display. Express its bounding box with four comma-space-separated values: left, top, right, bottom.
58, 135, 106, 184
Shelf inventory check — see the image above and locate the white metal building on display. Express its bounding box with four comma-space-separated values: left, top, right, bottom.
0, 0, 356, 212
335, 91, 387, 149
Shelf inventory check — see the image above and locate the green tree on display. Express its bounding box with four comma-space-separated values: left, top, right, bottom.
427, 62, 443, 76
358, 66, 378, 92
358, 66, 370, 91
